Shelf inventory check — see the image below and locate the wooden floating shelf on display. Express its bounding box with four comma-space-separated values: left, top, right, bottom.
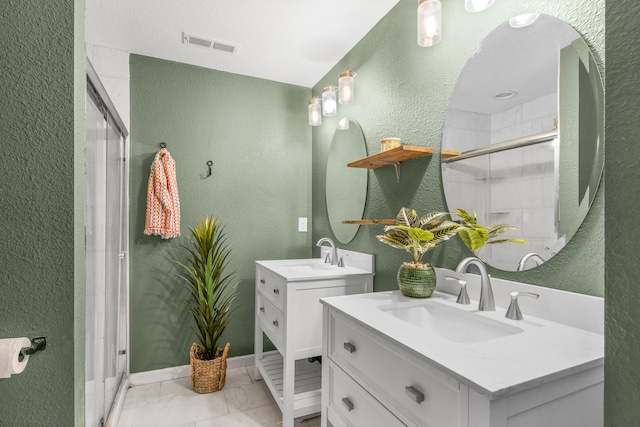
441, 149, 462, 160
347, 145, 434, 169
342, 219, 396, 225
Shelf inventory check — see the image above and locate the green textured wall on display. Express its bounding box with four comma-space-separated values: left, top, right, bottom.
0, 0, 85, 426
312, 0, 605, 297
605, 1, 640, 424
129, 56, 311, 373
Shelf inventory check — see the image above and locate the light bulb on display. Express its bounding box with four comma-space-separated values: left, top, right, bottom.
322, 85, 337, 116
417, 0, 442, 47
338, 70, 355, 105
308, 98, 322, 126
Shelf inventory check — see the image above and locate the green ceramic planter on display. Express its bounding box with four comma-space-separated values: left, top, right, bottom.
397, 264, 436, 298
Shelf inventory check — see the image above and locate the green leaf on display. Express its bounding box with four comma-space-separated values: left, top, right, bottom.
408, 228, 435, 243
396, 207, 417, 227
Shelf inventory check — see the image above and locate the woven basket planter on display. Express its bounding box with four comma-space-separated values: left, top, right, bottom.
190, 342, 230, 393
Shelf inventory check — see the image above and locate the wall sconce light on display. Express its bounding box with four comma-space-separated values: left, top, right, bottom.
308, 97, 322, 126
338, 69, 356, 105
417, 0, 442, 47
465, 0, 495, 12
322, 84, 338, 116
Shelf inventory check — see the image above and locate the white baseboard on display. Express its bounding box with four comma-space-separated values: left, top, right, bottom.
129, 353, 255, 387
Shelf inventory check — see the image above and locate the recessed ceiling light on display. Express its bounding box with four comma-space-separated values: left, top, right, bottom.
509, 13, 541, 28
494, 90, 518, 100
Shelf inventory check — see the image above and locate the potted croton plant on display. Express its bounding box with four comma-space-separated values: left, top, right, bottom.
377, 207, 461, 298
377, 207, 527, 298
177, 216, 237, 393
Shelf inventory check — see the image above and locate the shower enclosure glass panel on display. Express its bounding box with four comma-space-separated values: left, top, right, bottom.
85, 80, 128, 427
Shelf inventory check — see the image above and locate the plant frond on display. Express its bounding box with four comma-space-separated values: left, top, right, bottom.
487, 238, 529, 246
486, 224, 518, 238
418, 211, 448, 228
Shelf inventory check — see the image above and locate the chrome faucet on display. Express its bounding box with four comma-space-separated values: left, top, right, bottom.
316, 237, 338, 266
456, 257, 495, 311
517, 253, 545, 271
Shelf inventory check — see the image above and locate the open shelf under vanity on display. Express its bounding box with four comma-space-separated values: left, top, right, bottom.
255, 351, 322, 418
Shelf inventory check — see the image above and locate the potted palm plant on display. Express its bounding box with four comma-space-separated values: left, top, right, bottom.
177, 216, 237, 393
377, 207, 461, 298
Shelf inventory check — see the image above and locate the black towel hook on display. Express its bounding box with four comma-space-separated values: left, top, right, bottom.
206, 160, 213, 178
160, 142, 167, 149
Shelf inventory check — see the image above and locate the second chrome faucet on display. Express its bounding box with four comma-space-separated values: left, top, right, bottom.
456, 257, 495, 311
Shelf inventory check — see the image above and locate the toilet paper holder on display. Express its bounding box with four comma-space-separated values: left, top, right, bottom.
19, 337, 46, 360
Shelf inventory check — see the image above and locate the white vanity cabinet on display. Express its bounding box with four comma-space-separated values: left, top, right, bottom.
254, 255, 374, 427
321, 290, 604, 427
322, 307, 468, 427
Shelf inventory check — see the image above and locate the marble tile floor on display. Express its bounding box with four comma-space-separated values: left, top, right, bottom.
117, 366, 321, 427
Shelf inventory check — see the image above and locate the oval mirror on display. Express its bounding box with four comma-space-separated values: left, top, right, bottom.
441, 14, 604, 271
326, 119, 368, 244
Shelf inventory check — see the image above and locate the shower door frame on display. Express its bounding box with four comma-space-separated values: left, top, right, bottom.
85, 58, 130, 427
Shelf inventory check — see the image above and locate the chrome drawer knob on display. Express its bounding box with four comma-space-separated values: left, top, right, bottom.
260, 279, 265, 284
259, 307, 265, 312
342, 397, 354, 412
343, 342, 356, 353
273, 288, 280, 295
273, 320, 279, 327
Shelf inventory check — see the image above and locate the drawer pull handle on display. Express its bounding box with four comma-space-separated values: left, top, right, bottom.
260, 279, 265, 284
342, 397, 354, 412
343, 342, 356, 353
259, 307, 265, 312
273, 289, 280, 295
405, 386, 425, 404
273, 320, 279, 327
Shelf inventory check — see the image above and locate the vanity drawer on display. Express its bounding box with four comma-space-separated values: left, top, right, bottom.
256, 266, 285, 311
327, 360, 405, 427
328, 311, 464, 427
256, 295, 284, 350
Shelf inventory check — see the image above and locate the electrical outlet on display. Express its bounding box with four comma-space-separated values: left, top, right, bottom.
298, 217, 308, 232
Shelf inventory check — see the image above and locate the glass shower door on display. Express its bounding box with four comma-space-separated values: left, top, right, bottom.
85, 84, 128, 427
103, 114, 126, 419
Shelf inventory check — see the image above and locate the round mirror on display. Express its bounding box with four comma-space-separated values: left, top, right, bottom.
441, 14, 604, 271
326, 119, 368, 244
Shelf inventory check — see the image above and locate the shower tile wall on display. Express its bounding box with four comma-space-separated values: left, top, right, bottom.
443, 94, 558, 270
487, 93, 558, 269
442, 109, 492, 226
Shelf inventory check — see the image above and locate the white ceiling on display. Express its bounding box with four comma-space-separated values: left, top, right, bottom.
85, 0, 399, 88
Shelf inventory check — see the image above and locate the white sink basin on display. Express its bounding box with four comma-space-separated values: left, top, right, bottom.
279, 262, 338, 272
378, 299, 524, 344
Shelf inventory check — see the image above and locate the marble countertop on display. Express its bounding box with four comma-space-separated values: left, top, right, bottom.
321, 290, 604, 400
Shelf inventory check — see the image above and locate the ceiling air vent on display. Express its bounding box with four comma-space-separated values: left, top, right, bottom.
182, 32, 238, 55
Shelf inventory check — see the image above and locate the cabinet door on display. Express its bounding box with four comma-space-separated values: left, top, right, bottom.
291, 279, 369, 359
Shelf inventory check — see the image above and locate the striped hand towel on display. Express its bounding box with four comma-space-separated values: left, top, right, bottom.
144, 148, 181, 239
